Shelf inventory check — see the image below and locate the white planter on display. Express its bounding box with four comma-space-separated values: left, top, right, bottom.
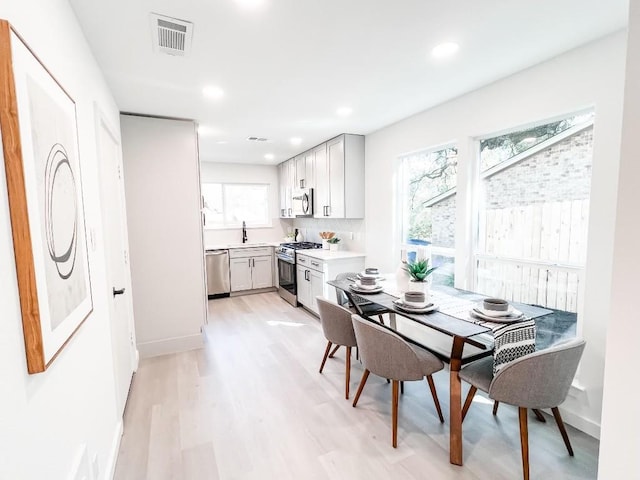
408, 280, 429, 299
329, 243, 339, 252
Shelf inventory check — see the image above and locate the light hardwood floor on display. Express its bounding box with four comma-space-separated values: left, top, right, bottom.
113, 292, 599, 479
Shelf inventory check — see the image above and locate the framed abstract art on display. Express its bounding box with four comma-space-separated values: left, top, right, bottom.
0, 21, 93, 373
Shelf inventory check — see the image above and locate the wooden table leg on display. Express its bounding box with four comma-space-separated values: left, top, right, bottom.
449, 336, 466, 466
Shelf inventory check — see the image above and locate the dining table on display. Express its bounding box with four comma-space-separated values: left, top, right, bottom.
327, 275, 552, 466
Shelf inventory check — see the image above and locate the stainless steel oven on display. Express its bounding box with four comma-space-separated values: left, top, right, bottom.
275, 242, 322, 306
276, 252, 297, 306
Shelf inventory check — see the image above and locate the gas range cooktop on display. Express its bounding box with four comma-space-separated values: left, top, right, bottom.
280, 242, 323, 250
275, 242, 323, 260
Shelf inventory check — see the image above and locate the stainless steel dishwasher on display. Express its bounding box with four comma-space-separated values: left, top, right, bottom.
205, 249, 230, 298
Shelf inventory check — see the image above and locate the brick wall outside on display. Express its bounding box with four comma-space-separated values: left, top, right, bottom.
485, 127, 593, 208
430, 126, 593, 247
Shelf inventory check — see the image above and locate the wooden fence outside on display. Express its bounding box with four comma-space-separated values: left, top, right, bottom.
475, 199, 589, 312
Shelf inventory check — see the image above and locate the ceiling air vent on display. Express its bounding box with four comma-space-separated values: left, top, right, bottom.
247, 136, 269, 142
150, 13, 193, 56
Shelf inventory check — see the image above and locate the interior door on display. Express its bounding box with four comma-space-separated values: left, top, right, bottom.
97, 110, 136, 417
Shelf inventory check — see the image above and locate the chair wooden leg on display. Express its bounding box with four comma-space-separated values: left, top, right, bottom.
319, 341, 332, 373
328, 344, 340, 358
493, 400, 500, 416
551, 407, 574, 456
392, 380, 400, 448
461, 386, 477, 422
532, 408, 547, 423
352, 369, 370, 407
345, 346, 352, 399
426, 375, 444, 423
519, 407, 530, 480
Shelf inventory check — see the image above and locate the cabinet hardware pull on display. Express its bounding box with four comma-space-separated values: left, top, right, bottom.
113, 287, 125, 297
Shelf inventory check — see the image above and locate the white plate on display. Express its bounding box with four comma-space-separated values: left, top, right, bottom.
349, 284, 384, 294
474, 303, 522, 318
359, 272, 384, 280
470, 308, 525, 323
393, 299, 438, 314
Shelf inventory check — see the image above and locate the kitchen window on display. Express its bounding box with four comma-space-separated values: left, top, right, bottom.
399, 145, 457, 286
202, 182, 270, 229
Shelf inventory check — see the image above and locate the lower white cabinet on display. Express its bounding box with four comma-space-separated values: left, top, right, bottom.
296, 253, 365, 316
297, 265, 324, 314
229, 247, 274, 292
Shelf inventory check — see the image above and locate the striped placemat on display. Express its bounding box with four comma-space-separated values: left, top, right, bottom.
429, 291, 536, 374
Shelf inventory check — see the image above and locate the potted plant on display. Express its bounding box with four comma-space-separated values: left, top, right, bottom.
404, 258, 437, 294
327, 236, 341, 252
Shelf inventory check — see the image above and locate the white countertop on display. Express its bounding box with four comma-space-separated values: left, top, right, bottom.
205, 241, 280, 251
296, 249, 366, 260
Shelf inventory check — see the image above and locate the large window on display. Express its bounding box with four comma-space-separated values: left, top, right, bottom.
399, 146, 457, 286
475, 112, 594, 312
202, 183, 270, 229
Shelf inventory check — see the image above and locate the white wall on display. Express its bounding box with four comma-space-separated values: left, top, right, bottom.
365, 32, 627, 438
0, 1, 124, 479
121, 115, 206, 358
293, 217, 366, 252
200, 162, 288, 246
598, 1, 640, 477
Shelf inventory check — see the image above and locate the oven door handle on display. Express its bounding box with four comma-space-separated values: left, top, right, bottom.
276, 254, 295, 264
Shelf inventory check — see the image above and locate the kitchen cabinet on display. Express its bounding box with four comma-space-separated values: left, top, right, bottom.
314, 134, 364, 219
279, 159, 295, 218
296, 265, 323, 313
229, 247, 274, 291
296, 255, 325, 315
295, 150, 314, 189
296, 252, 365, 316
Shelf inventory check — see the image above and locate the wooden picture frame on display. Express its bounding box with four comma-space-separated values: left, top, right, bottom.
0, 21, 93, 374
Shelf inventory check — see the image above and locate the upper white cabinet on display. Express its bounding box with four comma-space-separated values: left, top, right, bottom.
279, 133, 364, 220
315, 134, 364, 219
279, 159, 295, 218
295, 150, 314, 189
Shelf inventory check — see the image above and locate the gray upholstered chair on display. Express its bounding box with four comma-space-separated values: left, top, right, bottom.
458, 338, 586, 480
351, 314, 445, 448
334, 272, 389, 325
316, 297, 358, 399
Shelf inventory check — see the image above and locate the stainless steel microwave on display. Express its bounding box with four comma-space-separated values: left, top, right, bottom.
292, 188, 314, 217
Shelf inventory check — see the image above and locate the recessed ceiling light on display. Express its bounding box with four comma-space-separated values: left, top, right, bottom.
431, 42, 459, 59
202, 85, 224, 100
264, 153, 275, 160
290, 137, 302, 146
234, 0, 266, 9
336, 107, 353, 117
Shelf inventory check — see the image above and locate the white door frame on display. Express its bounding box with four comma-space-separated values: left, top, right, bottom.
95, 104, 138, 414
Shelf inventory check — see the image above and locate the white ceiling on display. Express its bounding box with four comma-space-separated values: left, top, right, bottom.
69, 0, 628, 165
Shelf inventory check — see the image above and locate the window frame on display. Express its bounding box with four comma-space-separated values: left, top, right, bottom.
202, 182, 271, 230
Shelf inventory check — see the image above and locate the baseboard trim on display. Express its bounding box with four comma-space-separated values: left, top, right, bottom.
105, 420, 123, 480
137, 333, 204, 358
560, 406, 601, 439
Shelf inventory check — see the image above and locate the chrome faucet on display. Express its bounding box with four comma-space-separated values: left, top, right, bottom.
242, 221, 248, 243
